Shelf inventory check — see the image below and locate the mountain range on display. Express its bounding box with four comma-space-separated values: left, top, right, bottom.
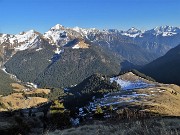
1, 24, 180, 88
1, 24, 180, 64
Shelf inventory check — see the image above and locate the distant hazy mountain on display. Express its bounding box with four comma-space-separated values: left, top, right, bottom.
141, 44, 180, 85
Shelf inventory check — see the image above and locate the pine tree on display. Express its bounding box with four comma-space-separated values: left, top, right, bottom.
95, 105, 103, 114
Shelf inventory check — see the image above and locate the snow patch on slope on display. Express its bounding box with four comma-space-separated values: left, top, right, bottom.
110, 77, 152, 90
0, 30, 40, 51
162, 32, 177, 36
121, 33, 142, 38
36, 48, 43, 51
15, 30, 40, 51
54, 48, 64, 54
72, 43, 80, 49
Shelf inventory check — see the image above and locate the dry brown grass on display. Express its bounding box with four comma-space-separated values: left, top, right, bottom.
3, 84, 50, 109
77, 40, 89, 49
0, 82, 50, 111
0, 93, 48, 110
25, 89, 51, 95
11, 83, 25, 92
111, 72, 180, 116
118, 72, 157, 84
48, 117, 180, 135
134, 84, 180, 116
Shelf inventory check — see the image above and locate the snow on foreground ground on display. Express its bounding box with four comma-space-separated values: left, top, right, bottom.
87, 74, 156, 112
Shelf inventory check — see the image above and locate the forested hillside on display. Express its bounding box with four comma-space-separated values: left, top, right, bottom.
0, 70, 14, 95
35, 45, 121, 88
5, 43, 121, 88
141, 44, 180, 85
4, 41, 54, 83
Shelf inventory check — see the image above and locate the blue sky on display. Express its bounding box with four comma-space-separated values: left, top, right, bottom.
0, 0, 180, 34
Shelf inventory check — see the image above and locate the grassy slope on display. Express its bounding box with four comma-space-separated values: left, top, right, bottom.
117, 72, 180, 116
133, 84, 180, 116
48, 117, 180, 135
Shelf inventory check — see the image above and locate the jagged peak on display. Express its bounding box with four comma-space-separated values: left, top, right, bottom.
17, 29, 41, 37
73, 26, 98, 33
14, 30, 41, 40
154, 25, 180, 31
127, 27, 141, 33
129, 27, 138, 30
51, 24, 65, 30
147, 25, 180, 36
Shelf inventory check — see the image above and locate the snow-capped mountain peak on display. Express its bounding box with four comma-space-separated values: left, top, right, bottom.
14, 30, 41, 50
127, 27, 140, 33
121, 27, 143, 38
72, 26, 88, 36
0, 29, 41, 51
44, 25, 89, 46
154, 25, 173, 31
73, 26, 82, 32
150, 26, 180, 36
43, 24, 69, 46
1, 24, 180, 54
50, 24, 65, 31
72, 26, 99, 36
15, 30, 36, 41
